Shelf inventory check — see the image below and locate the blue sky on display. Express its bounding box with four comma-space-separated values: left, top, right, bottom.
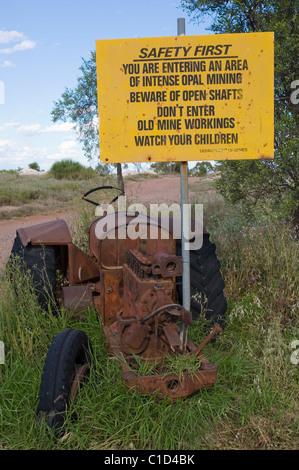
0, 0, 212, 171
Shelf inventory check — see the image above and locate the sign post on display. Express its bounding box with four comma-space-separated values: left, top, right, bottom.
177, 18, 190, 346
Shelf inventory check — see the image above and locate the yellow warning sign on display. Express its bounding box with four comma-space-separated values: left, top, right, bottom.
95, 32, 274, 163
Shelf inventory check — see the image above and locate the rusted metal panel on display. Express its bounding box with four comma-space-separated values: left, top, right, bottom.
68, 244, 100, 285
99, 269, 123, 326
63, 286, 94, 313
126, 369, 218, 400
17, 219, 72, 247
104, 324, 219, 399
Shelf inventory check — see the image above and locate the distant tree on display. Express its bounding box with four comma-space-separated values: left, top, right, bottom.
28, 162, 40, 171
51, 51, 125, 191
181, 0, 299, 223
150, 161, 181, 174
189, 162, 214, 177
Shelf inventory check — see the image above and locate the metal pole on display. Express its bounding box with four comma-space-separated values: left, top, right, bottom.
177, 18, 190, 347
177, 17, 185, 36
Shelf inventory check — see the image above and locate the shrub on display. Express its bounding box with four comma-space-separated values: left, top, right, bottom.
48, 159, 97, 180
28, 162, 40, 171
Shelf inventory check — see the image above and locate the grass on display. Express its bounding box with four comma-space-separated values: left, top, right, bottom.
0, 173, 298, 450
0, 170, 115, 220
0, 168, 161, 220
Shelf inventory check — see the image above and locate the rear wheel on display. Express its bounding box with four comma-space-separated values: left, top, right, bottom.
36, 328, 92, 437
8, 234, 56, 311
176, 232, 227, 327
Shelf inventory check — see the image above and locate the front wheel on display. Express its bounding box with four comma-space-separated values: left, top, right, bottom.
36, 328, 92, 437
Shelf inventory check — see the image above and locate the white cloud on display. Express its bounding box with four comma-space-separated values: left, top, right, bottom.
0, 60, 16, 68
1, 121, 74, 136
0, 139, 11, 148
0, 30, 36, 54
0, 40, 36, 54
0, 30, 26, 44
42, 122, 74, 133
0, 120, 20, 131
0, 121, 84, 170
45, 139, 82, 161
0, 138, 47, 165
0, 136, 87, 171
16, 123, 42, 135
59, 140, 78, 151
14, 39, 36, 52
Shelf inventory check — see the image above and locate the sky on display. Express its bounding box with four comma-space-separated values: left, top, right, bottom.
0, 0, 212, 171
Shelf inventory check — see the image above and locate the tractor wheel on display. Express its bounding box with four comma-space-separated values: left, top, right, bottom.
176, 232, 227, 327
36, 328, 92, 437
8, 234, 56, 312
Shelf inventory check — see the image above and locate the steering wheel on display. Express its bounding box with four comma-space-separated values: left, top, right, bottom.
82, 186, 124, 207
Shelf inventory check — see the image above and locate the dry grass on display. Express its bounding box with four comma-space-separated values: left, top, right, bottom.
0, 171, 105, 220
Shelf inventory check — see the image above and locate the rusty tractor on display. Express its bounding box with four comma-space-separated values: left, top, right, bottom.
9, 186, 227, 435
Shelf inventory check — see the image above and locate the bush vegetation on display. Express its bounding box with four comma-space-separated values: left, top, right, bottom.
48, 159, 98, 180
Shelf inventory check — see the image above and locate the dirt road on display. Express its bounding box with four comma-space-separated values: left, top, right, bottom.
125, 176, 200, 204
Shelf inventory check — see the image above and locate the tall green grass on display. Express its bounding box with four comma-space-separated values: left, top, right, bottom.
0, 196, 298, 449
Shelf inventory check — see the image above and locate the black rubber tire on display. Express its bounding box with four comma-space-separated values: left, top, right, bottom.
36, 328, 92, 437
8, 234, 56, 312
176, 232, 227, 328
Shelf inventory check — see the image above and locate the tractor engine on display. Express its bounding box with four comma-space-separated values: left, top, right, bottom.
117, 249, 192, 361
